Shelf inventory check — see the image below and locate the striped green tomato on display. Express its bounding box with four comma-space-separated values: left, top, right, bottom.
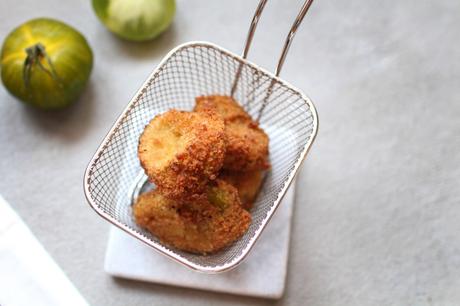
92, 0, 176, 42
0, 18, 93, 110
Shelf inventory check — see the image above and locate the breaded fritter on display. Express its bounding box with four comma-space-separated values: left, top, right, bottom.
138, 110, 226, 200
133, 180, 251, 254
194, 95, 270, 171
220, 170, 265, 210
224, 118, 270, 171
195, 95, 251, 122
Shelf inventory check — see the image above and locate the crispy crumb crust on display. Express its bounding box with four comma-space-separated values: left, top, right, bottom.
138, 110, 226, 200
194, 95, 270, 171
133, 180, 252, 254
220, 170, 264, 210
224, 118, 270, 171
195, 95, 251, 122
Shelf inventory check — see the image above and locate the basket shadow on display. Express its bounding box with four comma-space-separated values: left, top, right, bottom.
21, 81, 97, 143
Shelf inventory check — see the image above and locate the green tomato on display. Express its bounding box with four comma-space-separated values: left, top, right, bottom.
92, 0, 176, 42
0, 18, 93, 110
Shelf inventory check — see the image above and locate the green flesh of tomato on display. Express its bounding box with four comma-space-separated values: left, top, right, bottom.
0, 18, 93, 109
208, 188, 229, 212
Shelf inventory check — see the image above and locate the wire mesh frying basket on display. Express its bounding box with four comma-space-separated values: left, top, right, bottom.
84, 0, 318, 273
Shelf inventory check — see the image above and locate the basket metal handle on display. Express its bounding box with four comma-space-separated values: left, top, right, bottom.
231, 0, 315, 96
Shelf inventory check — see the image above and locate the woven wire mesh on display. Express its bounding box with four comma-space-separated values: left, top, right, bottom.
85, 42, 317, 272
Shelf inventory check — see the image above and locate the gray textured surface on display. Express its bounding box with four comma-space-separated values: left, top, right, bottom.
1, 0, 459, 305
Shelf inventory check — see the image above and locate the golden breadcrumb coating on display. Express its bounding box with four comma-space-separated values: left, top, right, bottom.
133, 180, 251, 254
138, 109, 226, 200
224, 118, 270, 171
195, 95, 251, 122
194, 95, 270, 171
220, 170, 265, 210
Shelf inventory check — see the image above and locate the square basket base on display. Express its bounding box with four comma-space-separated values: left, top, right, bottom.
104, 181, 296, 299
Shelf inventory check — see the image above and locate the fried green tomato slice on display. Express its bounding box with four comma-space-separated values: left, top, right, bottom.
195, 95, 251, 122
138, 109, 226, 200
220, 170, 265, 210
194, 95, 270, 171
224, 118, 270, 171
133, 180, 252, 254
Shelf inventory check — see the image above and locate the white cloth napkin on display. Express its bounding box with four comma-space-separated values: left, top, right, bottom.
0, 195, 89, 306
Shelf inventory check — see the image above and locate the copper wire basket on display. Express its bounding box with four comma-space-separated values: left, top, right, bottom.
84, 0, 318, 273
